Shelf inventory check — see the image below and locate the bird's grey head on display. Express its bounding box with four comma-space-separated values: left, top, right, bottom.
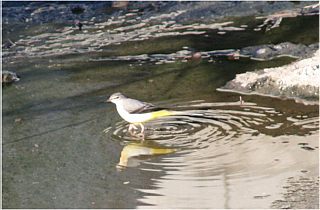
107, 92, 127, 104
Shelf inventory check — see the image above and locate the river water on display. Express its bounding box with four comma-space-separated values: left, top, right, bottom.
2, 11, 319, 208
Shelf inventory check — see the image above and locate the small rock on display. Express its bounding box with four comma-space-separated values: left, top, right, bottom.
281, 204, 292, 209
2, 71, 20, 85
112, 1, 129, 9
253, 194, 271, 199
14, 118, 22, 123
301, 146, 315, 151
256, 48, 267, 54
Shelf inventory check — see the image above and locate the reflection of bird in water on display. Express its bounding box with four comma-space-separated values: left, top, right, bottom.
107, 93, 176, 134
117, 142, 177, 168
2, 71, 20, 85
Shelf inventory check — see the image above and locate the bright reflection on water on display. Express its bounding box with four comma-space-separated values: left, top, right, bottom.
106, 99, 318, 208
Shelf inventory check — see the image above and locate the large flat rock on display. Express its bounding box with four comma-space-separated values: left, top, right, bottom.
220, 51, 319, 104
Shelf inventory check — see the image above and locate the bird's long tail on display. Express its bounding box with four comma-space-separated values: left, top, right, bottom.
151, 110, 181, 119
152, 109, 189, 119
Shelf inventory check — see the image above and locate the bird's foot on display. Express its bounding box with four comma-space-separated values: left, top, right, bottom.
136, 132, 145, 140
135, 123, 145, 140
128, 123, 146, 140
128, 124, 138, 134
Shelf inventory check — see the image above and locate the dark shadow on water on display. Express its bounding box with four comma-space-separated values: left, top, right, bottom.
3, 118, 96, 146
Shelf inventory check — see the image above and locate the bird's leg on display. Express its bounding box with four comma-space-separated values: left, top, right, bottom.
139, 123, 145, 133
136, 123, 145, 140
128, 124, 133, 133
128, 124, 138, 133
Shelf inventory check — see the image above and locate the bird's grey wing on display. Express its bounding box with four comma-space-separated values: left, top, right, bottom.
122, 98, 156, 114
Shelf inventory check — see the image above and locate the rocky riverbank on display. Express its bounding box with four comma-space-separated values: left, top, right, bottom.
219, 50, 319, 105
3, 1, 318, 60
2, 1, 318, 102
3, 1, 318, 25
2, 1, 319, 103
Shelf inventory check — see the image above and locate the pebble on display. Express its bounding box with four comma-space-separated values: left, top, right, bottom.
300, 146, 315, 151
281, 204, 291, 209
253, 194, 270, 199
14, 118, 22, 123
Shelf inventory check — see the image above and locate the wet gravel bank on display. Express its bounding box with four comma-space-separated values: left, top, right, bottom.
3, 1, 318, 25
271, 176, 319, 209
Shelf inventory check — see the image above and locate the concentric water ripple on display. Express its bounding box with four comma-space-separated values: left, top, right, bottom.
103, 99, 319, 208
110, 101, 274, 148
106, 100, 318, 171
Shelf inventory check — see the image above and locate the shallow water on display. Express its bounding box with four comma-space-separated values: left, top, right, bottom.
2, 11, 319, 208
109, 99, 318, 208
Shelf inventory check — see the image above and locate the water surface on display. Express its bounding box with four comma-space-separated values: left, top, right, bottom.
2, 12, 319, 209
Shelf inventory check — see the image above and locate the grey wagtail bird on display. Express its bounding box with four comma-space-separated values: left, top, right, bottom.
107, 92, 174, 133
